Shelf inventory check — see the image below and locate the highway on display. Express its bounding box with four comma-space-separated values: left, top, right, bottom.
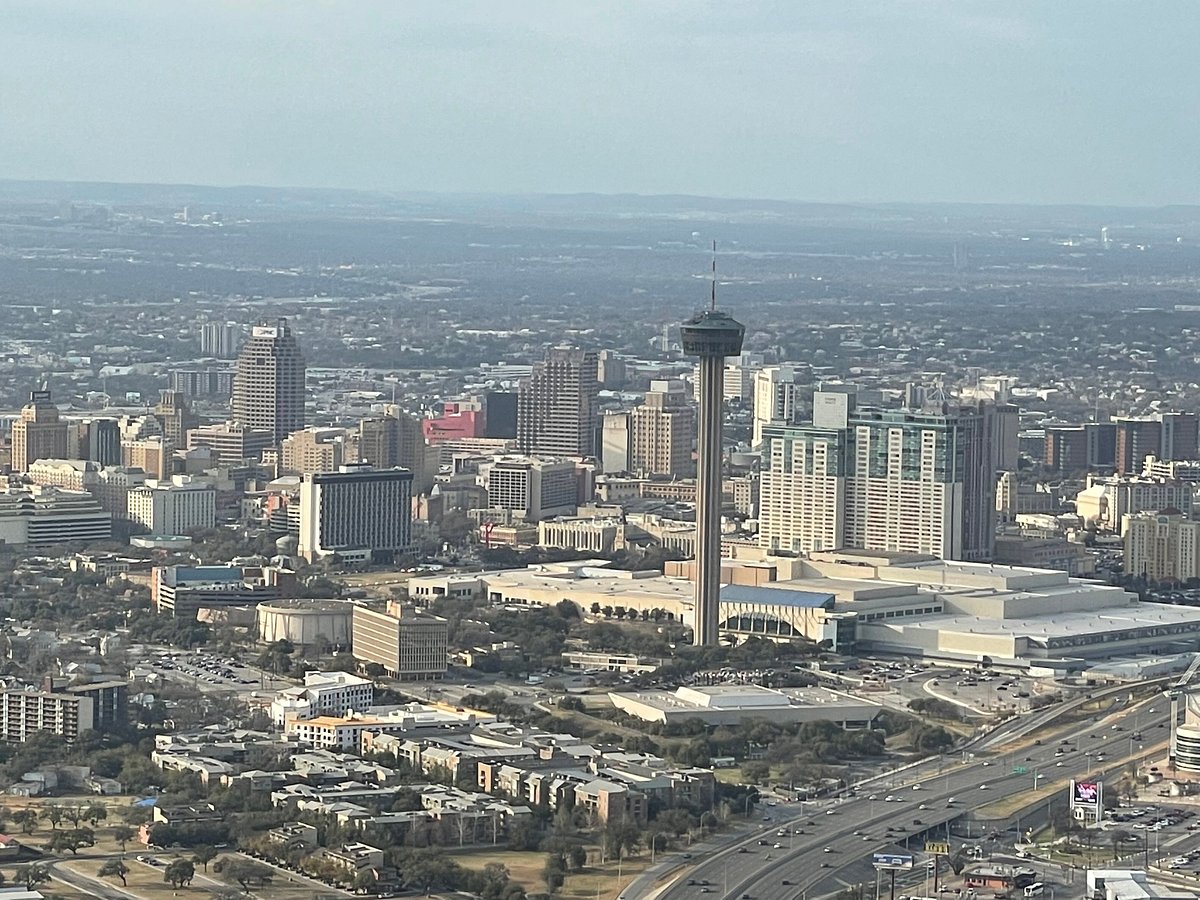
649, 695, 1169, 900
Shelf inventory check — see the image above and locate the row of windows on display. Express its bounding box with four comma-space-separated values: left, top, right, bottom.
859, 606, 942, 622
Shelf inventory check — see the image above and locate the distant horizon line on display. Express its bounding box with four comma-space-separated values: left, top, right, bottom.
0, 176, 1194, 213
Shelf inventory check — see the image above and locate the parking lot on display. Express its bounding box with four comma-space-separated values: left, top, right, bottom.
147, 649, 294, 695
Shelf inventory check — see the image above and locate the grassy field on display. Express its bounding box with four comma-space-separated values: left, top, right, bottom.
451, 848, 548, 893
67, 851, 321, 900
448, 845, 654, 900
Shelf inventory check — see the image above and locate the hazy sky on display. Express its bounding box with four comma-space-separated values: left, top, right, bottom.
2, 1, 1196, 206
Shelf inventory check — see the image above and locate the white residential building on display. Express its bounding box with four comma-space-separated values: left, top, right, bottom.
127, 475, 216, 535
270, 671, 374, 726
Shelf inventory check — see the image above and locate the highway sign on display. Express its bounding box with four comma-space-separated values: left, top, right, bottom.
925, 841, 951, 855
1013, 766, 1028, 774
873, 853, 914, 870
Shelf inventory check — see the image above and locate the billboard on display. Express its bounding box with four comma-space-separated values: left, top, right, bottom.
1070, 780, 1102, 811
873, 853, 915, 870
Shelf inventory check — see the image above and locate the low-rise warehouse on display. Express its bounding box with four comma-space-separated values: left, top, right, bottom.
608, 684, 883, 727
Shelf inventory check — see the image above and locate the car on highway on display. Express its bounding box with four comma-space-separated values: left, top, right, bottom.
979, 784, 989, 790
774, 843, 782, 849
824, 847, 833, 853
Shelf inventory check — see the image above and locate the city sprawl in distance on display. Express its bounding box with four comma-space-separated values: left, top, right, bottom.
0, 4, 1199, 900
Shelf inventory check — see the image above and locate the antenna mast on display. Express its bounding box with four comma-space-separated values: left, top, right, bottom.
710, 240, 718, 310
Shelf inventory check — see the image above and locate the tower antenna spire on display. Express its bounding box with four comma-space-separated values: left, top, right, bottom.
710, 240, 718, 311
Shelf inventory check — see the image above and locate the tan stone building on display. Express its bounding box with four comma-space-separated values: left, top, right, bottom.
10, 387, 68, 473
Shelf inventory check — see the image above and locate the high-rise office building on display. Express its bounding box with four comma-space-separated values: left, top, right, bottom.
681, 297, 745, 648
629, 380, 695, 477
1160, 413, 1199, 462
200, 321, 239, 359
1115, 417, 1162, 475
1044, 425, 1088, 473
298, 463, 414, 563
483, 392, 519, 439
751, 365, 802, 448
478, 456, 579, 521
600, 412, 632, 474
231, 319, 306, 444
170, 367, 235, 399
187, 421, 275, 465
74, 418, 121, 467
279, 427, 346, 477
154, 390, 198, 450
759, 393, 997, 561
122, 437, 171, 479
516, 347, 600, 457
10, 386, 69, 473
355, 407, 429, 493
1086, 422, 1117, 470
596, 349, 627, 389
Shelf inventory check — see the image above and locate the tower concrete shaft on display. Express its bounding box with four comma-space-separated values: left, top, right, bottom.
680, 308, 745, 647
693, 352, 725, 646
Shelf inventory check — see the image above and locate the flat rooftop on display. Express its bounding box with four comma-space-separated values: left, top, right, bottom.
874, 602, 1200, 641
615, 684, 879, 713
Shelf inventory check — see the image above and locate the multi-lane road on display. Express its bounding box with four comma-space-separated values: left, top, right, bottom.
647, 695, 1169, 900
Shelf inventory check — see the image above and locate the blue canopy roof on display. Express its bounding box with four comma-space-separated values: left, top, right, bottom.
719, 584, 835, 609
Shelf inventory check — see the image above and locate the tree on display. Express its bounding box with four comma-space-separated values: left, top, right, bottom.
354, 869, 379, 892
742, 761, 771, 784
15, 863, 50, 891
99, 859, 129, 887
542, 854, 566, 894
193, 844, 219, 872
42, 804, 63, 831
364, 662, 386, 679
216, 857, 274, 891
11, 810, 37, 834
48, 827, 94, 855
164, 859, 195, 888
85, 802, 108, 826
568, 843, 588, 871
112, 824, 136, 851
1109, 829, 1132, 861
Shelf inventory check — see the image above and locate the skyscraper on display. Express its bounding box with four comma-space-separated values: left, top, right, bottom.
231, 319, 306, 444
11, 386, 68, 473
298, 463, 414, 563
1160, 413, 1199, 462
200, 321, 239, 359
516, 347, 600, 457
1114, 417, 1162, 475
681, 295, 745, 647
356, 407, 429, 493
154, 389, 198, 450
759, 393, 997, 561
629, 380, 695, 477
751, 365, 802, 447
